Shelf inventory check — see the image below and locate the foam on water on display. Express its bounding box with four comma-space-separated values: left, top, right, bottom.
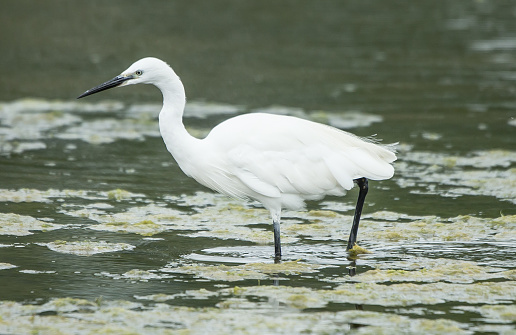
0, 213, 62, 236
396, 150, 516, 204
36, 240, 136, 256
159, 260, 324, 282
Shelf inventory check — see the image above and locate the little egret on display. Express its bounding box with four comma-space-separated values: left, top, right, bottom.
78, 57, 396, 259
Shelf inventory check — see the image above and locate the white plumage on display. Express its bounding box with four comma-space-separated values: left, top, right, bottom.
194, 113, 395, 207
78, 57, 397, 259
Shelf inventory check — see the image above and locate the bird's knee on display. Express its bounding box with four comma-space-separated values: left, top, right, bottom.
354, 177, 368, 191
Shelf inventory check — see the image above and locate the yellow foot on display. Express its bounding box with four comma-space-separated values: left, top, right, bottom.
347, 243, 372, 258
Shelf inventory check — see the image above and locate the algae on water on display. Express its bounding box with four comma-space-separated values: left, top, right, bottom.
37, 240, 136, 256
0, 213, 62, 236
160, 260, 323, 282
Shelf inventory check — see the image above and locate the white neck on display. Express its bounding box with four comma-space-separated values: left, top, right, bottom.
156, 71, 201, 176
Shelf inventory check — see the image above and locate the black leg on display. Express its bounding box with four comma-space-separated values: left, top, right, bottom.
273, 218, 282, 260
347, 177, 368, 250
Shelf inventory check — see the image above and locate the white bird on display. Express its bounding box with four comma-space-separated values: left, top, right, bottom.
78, 57, 396, 259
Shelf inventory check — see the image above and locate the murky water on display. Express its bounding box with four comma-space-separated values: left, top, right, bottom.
1, 1, 515, 334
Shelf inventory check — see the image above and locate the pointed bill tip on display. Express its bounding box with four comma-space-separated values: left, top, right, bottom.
77, 91, 92, 99
77, 75, 132, 99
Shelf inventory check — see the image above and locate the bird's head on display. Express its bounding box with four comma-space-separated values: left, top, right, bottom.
77, 57, 175, 99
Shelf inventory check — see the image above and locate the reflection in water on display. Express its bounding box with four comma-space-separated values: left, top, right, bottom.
348, 259, 366, 330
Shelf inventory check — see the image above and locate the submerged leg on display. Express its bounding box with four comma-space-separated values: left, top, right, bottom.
271, 210, 282, 260
347, 177, 368, 250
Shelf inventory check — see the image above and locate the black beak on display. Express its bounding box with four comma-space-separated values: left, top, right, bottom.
77, 75, 132, 99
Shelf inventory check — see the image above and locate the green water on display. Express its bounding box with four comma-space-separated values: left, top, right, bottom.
1, 1, 515, 334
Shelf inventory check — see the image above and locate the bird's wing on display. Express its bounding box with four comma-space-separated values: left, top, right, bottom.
205, 113, 396, 199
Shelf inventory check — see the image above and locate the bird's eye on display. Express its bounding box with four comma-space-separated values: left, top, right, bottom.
135, 70, 143, 76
